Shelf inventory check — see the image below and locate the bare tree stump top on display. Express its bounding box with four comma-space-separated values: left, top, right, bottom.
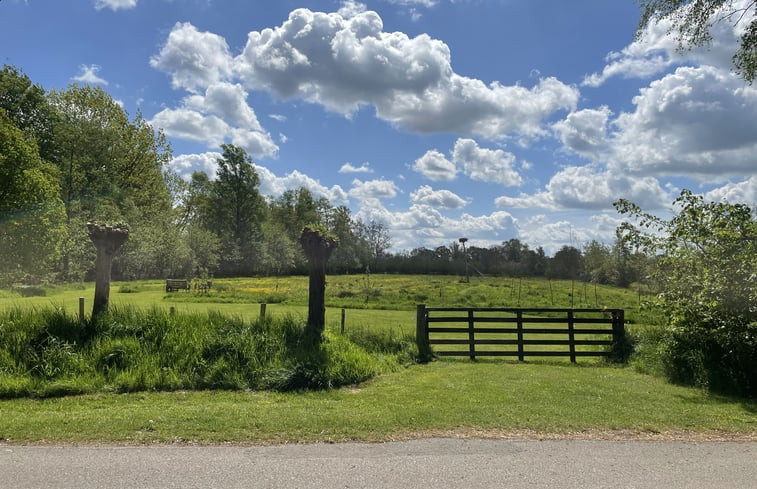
87, 222, 130, 255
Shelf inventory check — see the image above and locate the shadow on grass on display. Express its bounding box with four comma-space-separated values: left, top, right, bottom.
673, 391, 757, 413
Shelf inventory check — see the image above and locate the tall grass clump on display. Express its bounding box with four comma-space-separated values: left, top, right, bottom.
0, 306, 417, 398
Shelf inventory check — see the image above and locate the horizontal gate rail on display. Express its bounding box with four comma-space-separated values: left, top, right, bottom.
416, 304, 625, 363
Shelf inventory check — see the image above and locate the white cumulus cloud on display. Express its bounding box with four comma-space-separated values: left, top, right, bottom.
410, 185, 468, 209
150, 82, 278, 159
94, 0, 137, 11
704, 176, 757, 205
152, 8, 577, 140
413, 149, 457, 181
553, 107, 612, 159
452, 138, 521, 187
583, 0, 752, 87
496, 165, 670, 211
73, 64, 108, 85
339, 162, 374, 174
349, 178, 399, 200
150, 22, 234, 92
609, 65, 757, 179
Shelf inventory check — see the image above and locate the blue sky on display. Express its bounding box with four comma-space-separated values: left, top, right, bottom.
2, 0, 755, 253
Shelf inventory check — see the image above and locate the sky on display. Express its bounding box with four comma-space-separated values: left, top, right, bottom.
1, 0, 756, 253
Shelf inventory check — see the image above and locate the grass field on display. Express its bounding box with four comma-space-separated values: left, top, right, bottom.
2, 274, 754, 444
0, 274, 657, 333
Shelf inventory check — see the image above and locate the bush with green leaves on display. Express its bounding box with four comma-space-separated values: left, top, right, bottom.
616, 190, 756, 397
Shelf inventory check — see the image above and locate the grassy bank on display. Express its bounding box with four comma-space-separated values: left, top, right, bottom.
0, 307, 416, 398
1, 361, 754, 444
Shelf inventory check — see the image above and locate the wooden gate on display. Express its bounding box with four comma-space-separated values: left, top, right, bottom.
415, 305, 625, 362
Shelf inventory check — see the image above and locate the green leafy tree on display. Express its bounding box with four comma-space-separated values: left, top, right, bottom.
356, 218, 391, 269
638, 0, 757, 82
48, 84, 173, 280
0, 111, 66, 285
582, 240, 614, 284
208, 144, 266, 276
328, 205, 367, 273
616, 190, 756, 396
260, 220, 296, 276
0, 65, 59, 162
546, 245, 583, 280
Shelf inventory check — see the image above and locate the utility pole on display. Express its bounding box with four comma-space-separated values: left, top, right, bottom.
459, 237, 469, 283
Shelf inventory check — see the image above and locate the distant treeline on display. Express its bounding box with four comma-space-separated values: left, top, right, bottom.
0, 64, 648, 288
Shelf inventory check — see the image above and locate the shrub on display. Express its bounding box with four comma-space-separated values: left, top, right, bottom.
616, 190, 756, 398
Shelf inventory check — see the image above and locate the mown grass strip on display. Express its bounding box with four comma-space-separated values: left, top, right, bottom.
1, 361, 754, 444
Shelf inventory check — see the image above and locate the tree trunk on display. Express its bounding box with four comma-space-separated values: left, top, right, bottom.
300, 228, 338, 340
88, 222, 129, 317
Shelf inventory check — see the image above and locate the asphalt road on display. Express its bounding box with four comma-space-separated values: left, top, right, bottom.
2, 438, 755, 489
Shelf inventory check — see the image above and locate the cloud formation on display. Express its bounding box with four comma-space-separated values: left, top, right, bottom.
496, 165, 670, 211
339, 162, 373, 173
94, 0, 137, 11
413, 149, 457, 181
150, 82, 278, 159
151, 8, 578, 141
609, 65, 757, 179
582, 0, 751, 87
410, 185, 468, 209
553, 107, 611, 159
150, 22, 233, 92
73, 64, 108, 85
452, 138, 521, 187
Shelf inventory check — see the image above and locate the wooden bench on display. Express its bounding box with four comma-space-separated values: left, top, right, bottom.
165, 279, 190, 293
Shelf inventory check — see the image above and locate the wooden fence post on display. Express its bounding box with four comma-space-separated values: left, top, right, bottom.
612, 309, 625, 343
341, 308, 346, 334
567, 310, 576, 363
467, 309, 476, 361
416, 304, 431, 362
516, 310, 524, 362
260, 303, 267, 318
79, 297, 85, 322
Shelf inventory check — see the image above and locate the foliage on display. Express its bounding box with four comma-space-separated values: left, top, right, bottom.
48, 84, 173, 281
0, 307, 416, 398
204, 144, 267, 276
616, 190, 756, 397
0, 111, 67, 286
0, 65, 59, 161
638, 0, 757, 82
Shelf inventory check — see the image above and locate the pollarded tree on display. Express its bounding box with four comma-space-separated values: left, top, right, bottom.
300, 227, 338, 340
615, 190, 757, 396
638, 0, 757, 82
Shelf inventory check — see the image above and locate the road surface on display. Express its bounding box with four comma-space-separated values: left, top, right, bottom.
2, 438, 755, 488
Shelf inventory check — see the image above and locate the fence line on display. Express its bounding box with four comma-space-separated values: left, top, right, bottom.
416, 304, 625, 363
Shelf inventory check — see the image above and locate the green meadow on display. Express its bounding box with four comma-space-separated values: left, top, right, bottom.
1, 275, 754, 444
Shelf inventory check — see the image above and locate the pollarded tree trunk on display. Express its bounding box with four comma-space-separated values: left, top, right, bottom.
300, 227, 338, 340
88, 222, 129, 317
